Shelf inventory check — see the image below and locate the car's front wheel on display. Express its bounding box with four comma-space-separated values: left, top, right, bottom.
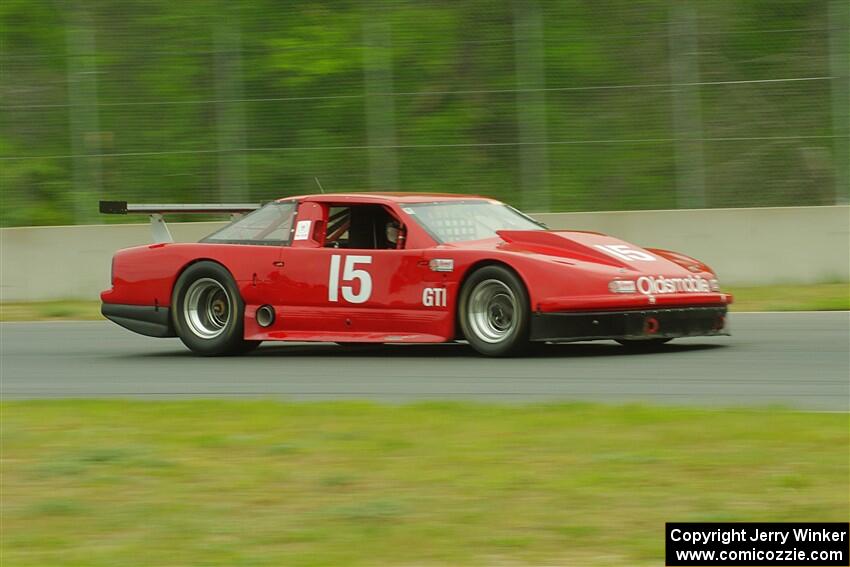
172, 261, 260, 356
459, 265, 530, 357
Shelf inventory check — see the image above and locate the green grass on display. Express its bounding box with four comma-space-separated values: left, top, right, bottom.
0, 300, 102, 321
2, 401, 848, 566
2, 283, 847, 321
728, 282, 849, 312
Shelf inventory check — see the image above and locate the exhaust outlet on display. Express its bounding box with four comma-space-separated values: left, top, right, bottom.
256, 305, 276, 328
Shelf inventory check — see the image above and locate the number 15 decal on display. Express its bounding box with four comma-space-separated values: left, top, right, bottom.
594, 244, 655, 262
328, 255, 373, 304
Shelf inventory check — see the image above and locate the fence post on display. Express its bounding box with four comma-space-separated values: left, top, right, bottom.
668, 1, 707, 209
362, 12, 399, 192
829, 0, 849, 205
213, 9, 249, 202
65, 7, 102, 224
513, 0, 549, 212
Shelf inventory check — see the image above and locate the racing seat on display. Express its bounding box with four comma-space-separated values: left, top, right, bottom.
346, 208, 377, 248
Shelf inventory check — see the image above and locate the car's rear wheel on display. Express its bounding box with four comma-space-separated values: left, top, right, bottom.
459, 265, 530, 357
172, 262, 260, 356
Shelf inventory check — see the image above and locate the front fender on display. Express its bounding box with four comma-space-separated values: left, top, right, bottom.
646, 248, 715, 275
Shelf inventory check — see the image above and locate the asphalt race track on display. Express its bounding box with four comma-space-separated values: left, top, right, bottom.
2, 312, 847, 410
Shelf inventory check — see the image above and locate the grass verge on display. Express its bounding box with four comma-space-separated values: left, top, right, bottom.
2, 401, 848, 566
0, 300, 102, 321
728, 282, 849, 311
2, 283, 847, 321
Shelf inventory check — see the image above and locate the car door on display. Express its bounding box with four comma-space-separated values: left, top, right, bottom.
273, 201, 442, 340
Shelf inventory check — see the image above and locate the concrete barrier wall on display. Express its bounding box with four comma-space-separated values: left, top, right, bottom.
536, 205, 849, 288
1, 222, 225, 302
1, 206, 847, 301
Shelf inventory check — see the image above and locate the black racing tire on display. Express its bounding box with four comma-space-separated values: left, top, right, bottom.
616, 338, 672, 350
458, 265, 531, 357
172, 261, 258, 356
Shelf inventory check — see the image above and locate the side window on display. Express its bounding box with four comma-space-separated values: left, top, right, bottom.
325, 207, 351, 247
203, 202, 296, 245
324, 205, 403, 250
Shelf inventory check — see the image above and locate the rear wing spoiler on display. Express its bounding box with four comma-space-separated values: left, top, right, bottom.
99, 200, 260, 243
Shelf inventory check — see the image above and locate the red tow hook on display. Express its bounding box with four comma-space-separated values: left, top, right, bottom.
644, 317, 660, 334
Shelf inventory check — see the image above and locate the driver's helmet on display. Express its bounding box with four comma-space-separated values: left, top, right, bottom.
385, 220, 401, 246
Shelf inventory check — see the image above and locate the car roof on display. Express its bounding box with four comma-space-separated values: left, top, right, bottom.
277, 192, 500, 205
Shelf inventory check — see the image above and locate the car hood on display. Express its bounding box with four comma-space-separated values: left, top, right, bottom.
492, 230, 704, 276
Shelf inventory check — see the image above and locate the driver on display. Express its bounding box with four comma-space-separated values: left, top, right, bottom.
385, 220, 401, 248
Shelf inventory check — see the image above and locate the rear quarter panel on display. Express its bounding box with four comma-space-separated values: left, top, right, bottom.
101, 243, 282, 307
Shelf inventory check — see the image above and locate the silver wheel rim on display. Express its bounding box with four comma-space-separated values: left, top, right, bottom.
467, 279, 518, 343
183, 278, 231, 339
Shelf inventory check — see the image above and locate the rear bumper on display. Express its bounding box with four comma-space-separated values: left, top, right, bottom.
530, 306, 728, 342
101, 303, 175, 338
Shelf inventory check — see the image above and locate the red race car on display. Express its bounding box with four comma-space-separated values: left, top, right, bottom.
100, 193, 731, 356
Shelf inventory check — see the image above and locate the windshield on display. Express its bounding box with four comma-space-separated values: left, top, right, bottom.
405, 201, 546, 243
203, 201, 296, 245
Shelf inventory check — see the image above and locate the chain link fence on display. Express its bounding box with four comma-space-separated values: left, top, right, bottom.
1, 0, 848, 226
